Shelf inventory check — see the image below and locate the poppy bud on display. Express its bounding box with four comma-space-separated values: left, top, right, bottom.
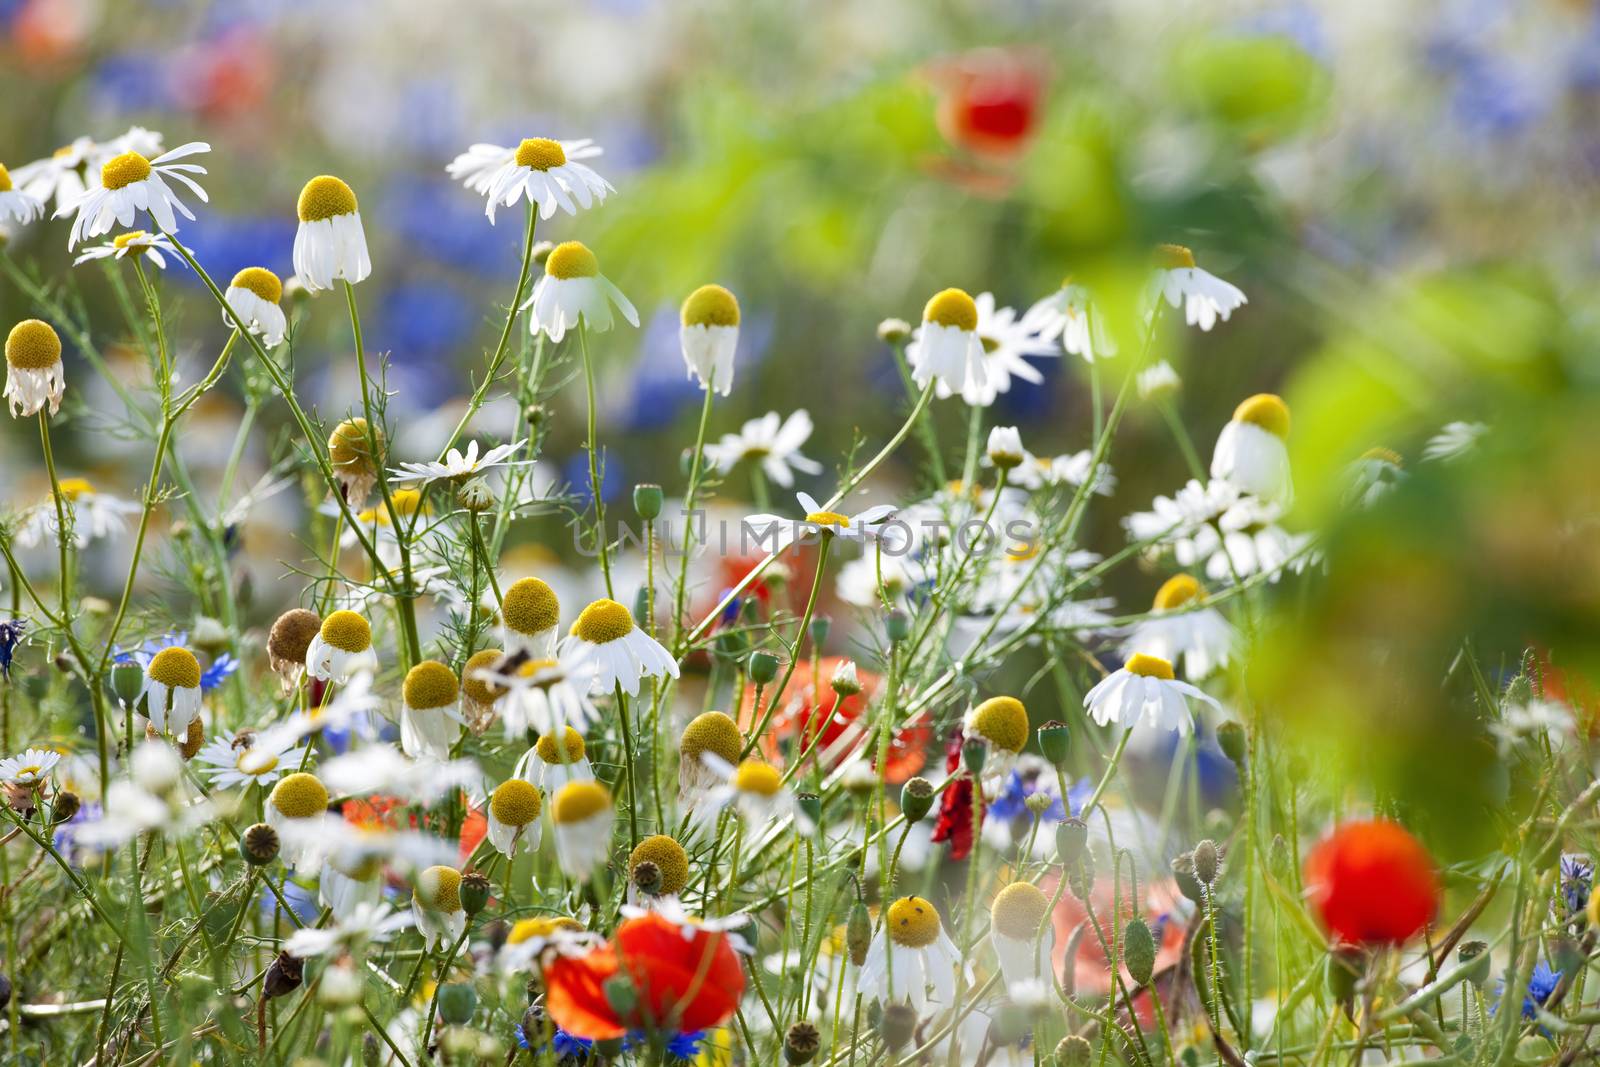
460, 871, 491, 916
109, 661, 144, 706
846, 901, 872, 967
437, 982, 477, 1025
808, 615, 831, 648
632, 483, 663, 521
1056, 818, 1087, 865
784, 1020, 820, 1064
877, 318, 912, 344
797, 792, 822, 828
961, 738, 987, 775
1171, 853, 1205, 904
603, 974, 638, 1017
632, 860, 663, 897
747, 651, 779, 685
1216, 721, 1247, 766
1122, 917, 1155, 985
900, 777, 934, 824
51, 790, 80, 825
1037, 720, 1070, 767
1055, 1035, 1092, 1067
241, 823, 280, 866
885, 609, 911, 643
880, 1002, 918, 1051
1193, 839, 1220, 885
1457, 940, 1491, 988
483, 919, 509, 952
263, 952, 304, 999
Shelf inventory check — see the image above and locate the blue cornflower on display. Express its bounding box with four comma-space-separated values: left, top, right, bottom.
1495, 961, 1563, 1021
0, 618, 25, 678
1560, 855, 1593, 916
200, 653, 238, 692
665, 1029, 707, 1060
113, 631, 188, 669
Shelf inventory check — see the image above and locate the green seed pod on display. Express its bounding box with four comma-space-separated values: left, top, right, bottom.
1037, 720, 1071, 767
1216, 720, 1247, 766
631, 860, 663, 897
900, 777, 934, 824
109, 660, 145, 707
1327, 945, 1364, 1005
603, 974, 638, 1017
632, 483, 663, 521
846, 900, 872, 967
885, 609, 911, 643
632, 585, 651, 628
784, 1020, 821, 1064
1457, 940, 1491, 988
797, 792, 822, 828
1056, 818, 1088, 865
747, 651, 780, 685
241, 823, 280, 867
460, 871, 492, 917
436, 982, 477, 1025
1122, 917, 1155, 985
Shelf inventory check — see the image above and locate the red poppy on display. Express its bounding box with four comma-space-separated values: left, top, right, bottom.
546, 912, 745, 1040
924, 48, 1047, 159
1304, 819, 1439, 945
930, 730, 976, 861
457, 807, 488, 860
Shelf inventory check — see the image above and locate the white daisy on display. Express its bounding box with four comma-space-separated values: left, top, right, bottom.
1211, 394, 1293, 507
73, 230, 185, 270
140, 647, 203, 738
695, 754, 812, 839
265, 772, 333, 872
0, 163, 44, 226
456, 138, 612, 223
283, 814, 455, 920
1423, 421, 1486, 463
1147, 244, 1246, 331
1137, 360, 1181, 400
194, 730, 306, 790
72, 779, 198, 851
0, 747, 61, 785
389, 438, 524, 485
836, 551, 928, 609
1124, 478, 1309, 582
1004, 449, 1117, 496
5, 318, 65, 419
680, 283, 740, 395
989, 882, 1056, 986
411, 865, 466, 950
304, 610, 378, 683
486, 646, 600, 738
14, 477, 140, 548
223, 267, 287, 346
549, 780, 615, 881
562, 598, 678, 698
59, 143, 209, 249
1119, 574, 1235, 680
906, 287, 986, 400
485, 777, 544, 859
1083, 653, 1221, 736
741, 491, 897, 555
399, 660, 463, 761
945, 292, 1057, 407
293, 175, 370, 291
705, 410, 823, 489
676, 712, 744, 808
515, 727, 595, 797
9, 136, 97, 213
285, 901, 414, 959
522, 241, 637, 343
318, 743, 482, 808
254, 670, 383, 754
1022, 281, 1116, 363
857, 895, 964, 1013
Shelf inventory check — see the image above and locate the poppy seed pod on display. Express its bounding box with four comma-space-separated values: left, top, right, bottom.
885, 609, 911, 643
108, 660, 145, 706
1037, 720, 1070, 767
747, 650, 779, 685
961, 738, 987, 774
900, 777, 934, 823
632, 483, 663, 521
1056, 817, 1088, 865
460, 870, 492, 916
631, 860, 663, 897
808, 615, 831, 648
797, 792, 822, 828
1457, 940, 1491, 988
1055, 1035, 1093, 1067
437, 982, 477, 1025
241, 822, 280, 866
784, 1020, 821, 1064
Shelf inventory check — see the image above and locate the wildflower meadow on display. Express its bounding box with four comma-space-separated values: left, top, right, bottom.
1, 2, 1598, 1065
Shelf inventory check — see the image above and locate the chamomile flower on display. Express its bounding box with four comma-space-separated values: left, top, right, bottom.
266, 772, 332, 872
496, 915, 600, 973
857, 896, 964, 1012
948, 292, 1057, 407
986, 426, 1026, 469
9, 137, 96, 213
704, 409, 823, 489
223, 267, 287, 346
680, 284, 740, 395
285, 902, 413, 959
464, 138, 612, 223
522, 240, 638, 343
0, 747, 61, 785
283, 815, 455, 920
14, 477, 140, 548
255, 670, 383, 754
489, 646, 600, 738
1083, 653, 1220, 736
628, 834, 691, 907
73, 230, 185, 269
1137, 360, 1181, 400
411, 865, 466, 950
61, 143, 209, 249
906, 287, 985, 400
293, 175, 370, 290
1346, 447, 1406, 508
305, 609, 378, 683
0, 163, 46, 225
1424, 421, 1486, 463
696, 755, 812, 840
399, 660, 463, 761
141, 646, 203, 738
1022, 281, 1116, 362
1211, 394, 1293, 507
486, 777, 544, 859
678, 711, 744, 806
318, 743, 481, 807
6, 318, 65, 418
1120, 574, 1234, 679
989, 881, 1055, 985
963, 696, 1030, 789
562, 597, 679, 698
550, 780, 615, 881
327, 417, 384, 507
1147, 244, 1246, 331
459, 648, 509, 733
515, 727, 594, 796
389, 438, 524, 485
500, 577, 561, 658
195, 730, 305, 790
742, 491, 897, 554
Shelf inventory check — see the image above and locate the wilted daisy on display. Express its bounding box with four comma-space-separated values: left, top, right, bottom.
141, 646, 203, 738
563, 597, 679, 697
705, 409, 823, 488
523, 240, 638, 343
490, 645, 599, 738
60, 142, 209, 249
1147, 244, 1246, 331
305, 609, 377, 682
293, 175, 370, 291
964, 696, 1030, 789
1346, 446, 1406, 508
459, 137, 612, 223
857, 895, 963, 1012
697, 755, 812, 838
0, 747, 61, 785
628, 833, 691, 906
741, 491, 896, 554
285, 901, 413, 959
390, 438, 523, 485
266, 772, 331, 872
906, 287, 985, 399
1423, 420, 1486, 463
0, 163, 43, 225
327, 417, 384, 507
1023, 280, 1116, 362
500, 576, 561, 658
677, 711, 744, 805
223, 267, 287, 346
680, 284, 740, 395
1084, 653, 1220, 736
1211, 394, 1293, 506
400, 660, 463, 760
989, 881, 1055, 985
1121, 574, 1234, 680
459, 648, 509, 733
73, 230, 185, 269
550, 780, 614, 880
14, 478, 140, 549
266, 608, 320, 689
6, 318, 65, 418
411, 865, 467, 950
195, 730, 305, 790
516, 726, 594, 796
486, 777, 544, 859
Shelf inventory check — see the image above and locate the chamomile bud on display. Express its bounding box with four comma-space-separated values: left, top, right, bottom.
986, 425, 1026, 470
877, 317, 912, 344
830, 659, 861, 697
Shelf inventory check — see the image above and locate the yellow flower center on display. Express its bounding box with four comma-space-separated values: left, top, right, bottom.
1361, 446, 1403, 467
0, 163, 11, 192
805, 511, 850, 529
355, 488, 424, 527
571, 599, 634, 644
517, 657, 562, 682
100, 152, 151, 191
535, 728, 587, 765
923, 288, 978, 331
680, 711, 743, 767
514, 138, 567, 171
320, 610, 372, 654
502, 577, 560, 636
415, 865, 462, 912
403, 660, 459, 710
1152, 574, 1202, 612
231, 266, 283, 304
462, 648, 509, 706
56, 477, 93, 500
6, 319, 62, 371
147, 647, 202, 690
629, 835, 690, 896
971, 696, 1029, 753
732, 759, 782, 797
297, 175, 358, 223
17, 764, 39, 777
1125, 653, 1176, 680
1233, 394, 1290, 439
1006, 540, 1041, 563
237, 748, 280, 776
1156, 243, 1196, 269
886, 896, 943, 948
490, 778, 543, 826
545, 241, 599, 281
990, 881, 1050, 940
113, 231, 152, 250
270, 772, 329, 819
552, 780, 612, 825
327, 418, 383, 472
681, 284, 740, 328
507, 916, 584, 944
